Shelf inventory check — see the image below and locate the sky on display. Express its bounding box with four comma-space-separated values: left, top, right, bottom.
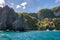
0, 0, 60, 13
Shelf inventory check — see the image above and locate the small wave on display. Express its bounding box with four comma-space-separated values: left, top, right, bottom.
53, 29, 56, 31
0, 34, 10, 38
0, 31, 4, 32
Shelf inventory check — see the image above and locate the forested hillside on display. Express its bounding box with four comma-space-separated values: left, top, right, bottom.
0, 5, 60, 31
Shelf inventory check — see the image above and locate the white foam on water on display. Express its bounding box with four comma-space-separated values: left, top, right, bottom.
6, 34, 9, 36
1, 34, 4, 36
0, 34, 10, 38
46, 29, 49, 31
0, 34, 4, 37
53, 29, 56, 31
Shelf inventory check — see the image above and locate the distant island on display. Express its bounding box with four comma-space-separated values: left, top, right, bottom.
0, 5, 60, 31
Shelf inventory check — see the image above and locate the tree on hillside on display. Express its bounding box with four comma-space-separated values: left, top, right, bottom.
53, 18, 60, 30
29, 13, 38, 19
25, 14, 38, 30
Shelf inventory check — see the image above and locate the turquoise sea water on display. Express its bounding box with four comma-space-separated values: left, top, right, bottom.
0, 31, 60, 40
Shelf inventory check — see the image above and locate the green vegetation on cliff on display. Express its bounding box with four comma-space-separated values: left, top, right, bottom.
0, 5, 60, 31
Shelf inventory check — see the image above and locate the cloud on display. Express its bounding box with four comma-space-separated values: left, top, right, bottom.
55, 0, 60, 3
16, 5, 21, 9
21, 2, 27, 9
23, 6, 26, 9
0, 5, 3, 7
16, 2, 27, 9
21, 2, 27, 6
0, 0, 5, 4
0, 0, 5, 7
